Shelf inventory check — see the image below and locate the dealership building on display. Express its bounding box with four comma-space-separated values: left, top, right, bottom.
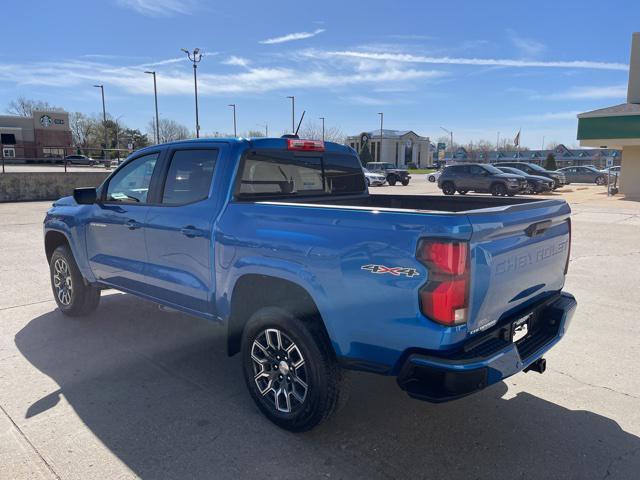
345, 130, 433, 167
0, 110, 73, 160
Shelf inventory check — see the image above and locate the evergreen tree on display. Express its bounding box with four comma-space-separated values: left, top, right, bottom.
544, 153, 557, 170
359, 143, 373, 167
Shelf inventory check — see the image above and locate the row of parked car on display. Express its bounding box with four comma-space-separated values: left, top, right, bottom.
433, 161, 620, 196
363, 162, 412, 187
433, 162, 563, 196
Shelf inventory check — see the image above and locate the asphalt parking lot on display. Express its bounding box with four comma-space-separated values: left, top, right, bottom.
1, 184, 639, 479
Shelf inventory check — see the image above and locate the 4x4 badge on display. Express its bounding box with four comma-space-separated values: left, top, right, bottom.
361, 264, 420, 277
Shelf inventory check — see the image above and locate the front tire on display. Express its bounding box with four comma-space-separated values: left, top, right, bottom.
457, 189, 468, 195
595, 176, 606, 185
491, 183, 507, 196
401, 179, 410, 186
50, 245, 100, 316
241, 307, 348, 432
387, 176, 397, 186
442, 181, 456, 195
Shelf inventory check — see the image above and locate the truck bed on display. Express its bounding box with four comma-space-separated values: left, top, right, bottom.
264, 193, 553, 213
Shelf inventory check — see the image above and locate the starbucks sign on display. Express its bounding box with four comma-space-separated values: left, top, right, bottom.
40, 115, 53, 128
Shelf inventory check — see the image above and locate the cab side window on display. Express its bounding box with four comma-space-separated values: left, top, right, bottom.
106, 152, 159, 203
162, 149, 218, 205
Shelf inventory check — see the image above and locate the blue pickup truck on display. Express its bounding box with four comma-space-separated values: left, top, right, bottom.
44, 137, 576, 431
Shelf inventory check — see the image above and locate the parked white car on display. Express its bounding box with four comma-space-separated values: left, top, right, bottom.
427, 170, 442, 182
364, 169, 386, 186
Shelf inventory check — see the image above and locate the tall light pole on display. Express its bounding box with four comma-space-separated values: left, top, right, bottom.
228, 104, 237, 137
181, 48, 203, 138
286, 96, 295, 133
440, 127, 453, 161
319, 117, 325, 141
93, 85, 108, 161
378, 112, 384, 162
144, 71, 160, 144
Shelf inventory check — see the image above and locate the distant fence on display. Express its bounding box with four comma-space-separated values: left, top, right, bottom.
0, 144, 132, 173
0, 172, 110, 202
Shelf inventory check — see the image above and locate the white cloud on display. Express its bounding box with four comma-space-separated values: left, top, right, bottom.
324, 50, 628, 71
507, 30, 546, 57
536, 84, 627, 100
0, 57, 444, 96
516, 111, 580, 122
259, 29, 325, 45
115, 0, 194, 17
341, 95, 392, 106
222, 56, 250, 67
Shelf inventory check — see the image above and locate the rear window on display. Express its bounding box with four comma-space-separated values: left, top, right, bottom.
236, 150, 365, 199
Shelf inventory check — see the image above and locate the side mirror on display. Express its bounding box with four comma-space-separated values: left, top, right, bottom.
73, 187, 97, 205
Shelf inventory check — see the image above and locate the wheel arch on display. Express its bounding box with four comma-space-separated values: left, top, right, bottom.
45, 230, 71, 262
226, 274, 334, 358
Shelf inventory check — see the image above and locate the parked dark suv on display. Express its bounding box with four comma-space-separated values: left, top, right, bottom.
365, 162, 411, 186
437, 163, 526, 196
494, 162, 567, 189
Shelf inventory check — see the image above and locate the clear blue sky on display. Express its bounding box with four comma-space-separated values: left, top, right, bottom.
0, 0, 636, 147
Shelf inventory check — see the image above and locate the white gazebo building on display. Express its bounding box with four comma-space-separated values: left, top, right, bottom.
345, 130, 433, 168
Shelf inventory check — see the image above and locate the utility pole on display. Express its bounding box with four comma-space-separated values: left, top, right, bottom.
144, 71, 160, 144
286, 96, 295, 133
319, 117, 325, 141
181, 48, 203, 138
228, 104, 237, 137
378, 112, 384, 162
93, 85, 108, 162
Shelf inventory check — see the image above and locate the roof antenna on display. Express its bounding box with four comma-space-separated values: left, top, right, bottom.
294, 110, 306, 137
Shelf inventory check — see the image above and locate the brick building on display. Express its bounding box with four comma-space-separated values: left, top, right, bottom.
0, 111, 73, 161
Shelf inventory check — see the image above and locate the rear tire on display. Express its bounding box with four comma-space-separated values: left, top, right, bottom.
241, 307, 348, 432
49, 245, 100, 317
387, 176, 397, 186
442, 181, 456, 195
491, 183, 507, 196
428, 175, 436, 182
595, 176, 606, 185
401, 179, 410, 186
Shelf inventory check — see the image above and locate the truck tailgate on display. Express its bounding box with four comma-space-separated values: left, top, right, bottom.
466, 200, 571, 334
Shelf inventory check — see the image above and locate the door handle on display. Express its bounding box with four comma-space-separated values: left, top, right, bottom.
126, 219, 141, 230
180, 226, 204, 238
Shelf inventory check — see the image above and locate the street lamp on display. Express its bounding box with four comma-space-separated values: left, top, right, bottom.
181, 48, 203, 138
319, 117, 325, 141
440, 127, 453, 161
228, 104, 237, 137
286, 96, 295, 133
93, 84, 108, 162
144, 71, 160, 144
378, 112, 384, 162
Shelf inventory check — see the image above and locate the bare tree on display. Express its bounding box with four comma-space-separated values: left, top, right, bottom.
148, 118, 191, 143
69, 112, 96, 148
6, 96, 62, 116
299, 121, 345, 143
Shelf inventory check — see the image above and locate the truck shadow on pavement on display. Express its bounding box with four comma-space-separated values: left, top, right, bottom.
14, 293, 640, 480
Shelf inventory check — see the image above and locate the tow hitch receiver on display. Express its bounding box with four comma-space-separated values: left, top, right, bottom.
524, 358, 546, 374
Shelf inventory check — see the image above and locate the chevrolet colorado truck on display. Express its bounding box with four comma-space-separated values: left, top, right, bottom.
44, 137, 576, 431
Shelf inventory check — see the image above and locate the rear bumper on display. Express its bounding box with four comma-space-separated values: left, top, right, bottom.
397, 292, 576, 402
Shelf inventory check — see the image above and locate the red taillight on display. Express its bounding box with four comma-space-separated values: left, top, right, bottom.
287, 139, 325, 152
417, 239, 469, 326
